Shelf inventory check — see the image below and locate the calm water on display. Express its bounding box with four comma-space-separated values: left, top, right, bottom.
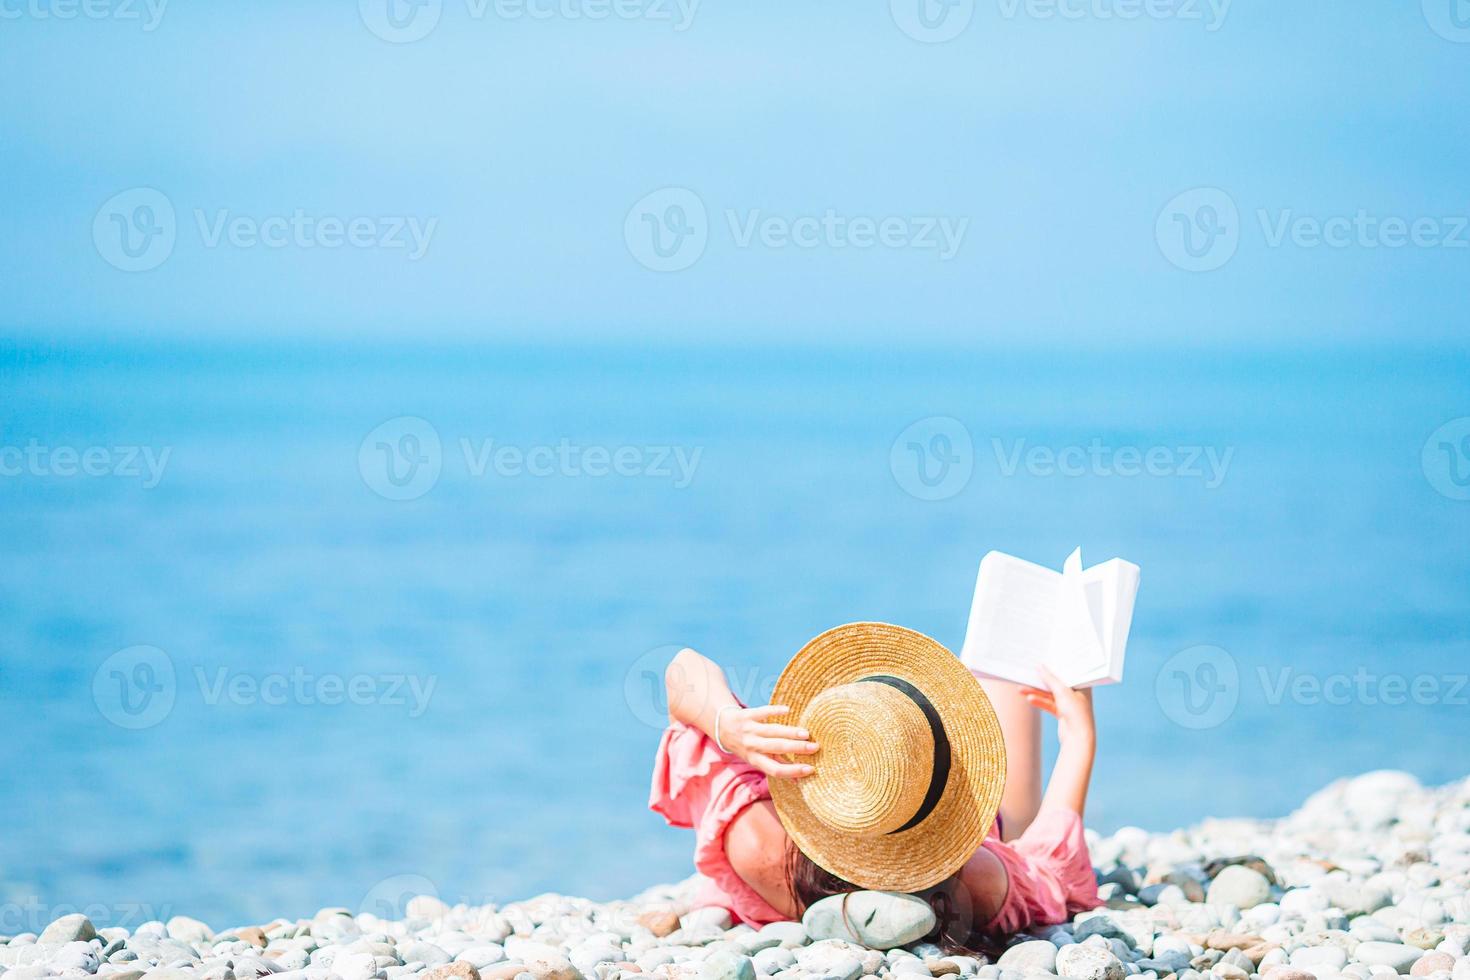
2, 340, 1468, 931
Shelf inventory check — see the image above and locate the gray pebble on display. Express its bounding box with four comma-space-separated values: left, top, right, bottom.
1206, 868, 1272, 911
1054, 946, 1124, 980
1353, 943, 1423, 973
1293, 947, 1348, 970
802, 894, 934, 952
682, 912, 734, 934
458, 947, 508, 968
399, 943, 450, 968
757, 926, 809, 952
568, 947, 622, 975
41, 918, 99, 946
998, 943, 1058, 975
165, 922, 212, 947
52, 944, 102, 974
700, 952, 756, 980
736, 937, 782, 958
753, 948, 796, 976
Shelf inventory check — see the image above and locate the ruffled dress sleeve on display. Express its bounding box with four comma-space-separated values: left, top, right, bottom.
980, 807, 1100, 937
649, 721, 787, 926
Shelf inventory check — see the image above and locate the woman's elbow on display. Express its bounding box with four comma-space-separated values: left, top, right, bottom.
665, 647, 703, 721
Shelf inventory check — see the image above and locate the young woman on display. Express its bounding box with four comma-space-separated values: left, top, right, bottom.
649, 635, 1100, 945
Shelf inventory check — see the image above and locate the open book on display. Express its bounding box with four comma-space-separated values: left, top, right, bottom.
959, 548, 1140, 688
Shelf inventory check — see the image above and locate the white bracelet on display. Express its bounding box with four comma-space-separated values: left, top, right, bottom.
714, 704, 737, 754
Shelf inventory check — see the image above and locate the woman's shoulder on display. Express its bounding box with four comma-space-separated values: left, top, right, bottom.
724, 800, 796, 918
724, 799, 787, 882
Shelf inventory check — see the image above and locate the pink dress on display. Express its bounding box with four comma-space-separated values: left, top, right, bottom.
649, 721, 1100, 934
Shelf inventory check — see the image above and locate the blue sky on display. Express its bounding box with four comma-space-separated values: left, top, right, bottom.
2, 0, 1467, 345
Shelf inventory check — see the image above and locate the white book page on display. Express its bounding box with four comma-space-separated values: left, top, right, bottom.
1071, 558, 1139, 684
961, 548, 1139, 689
1045, 547, 1108, 683
1095, 562, 1118, 660
1104, 559, 1141, 681
959, 552, 1060, 687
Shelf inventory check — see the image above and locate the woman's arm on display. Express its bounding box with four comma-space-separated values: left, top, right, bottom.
666, 648, 815, 917
665, 647, 819, 779
960, 669, 1097, 930
1020, 667, 1097, 817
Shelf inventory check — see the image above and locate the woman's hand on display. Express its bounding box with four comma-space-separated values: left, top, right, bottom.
1021, 666, 1097, 817
720, 704, 820, 780
1020, 667, 1096, 749
663, 649, 819, 781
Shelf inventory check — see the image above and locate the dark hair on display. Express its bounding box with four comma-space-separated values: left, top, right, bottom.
784, 839, 859, 915
782, 841, 1002, 959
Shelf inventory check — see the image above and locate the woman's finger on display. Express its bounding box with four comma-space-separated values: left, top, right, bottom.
754, 722, 812, 741
746, 704, 793, 721
1022, 690, 1058, 716
753, 753, 815, 780
750, 736, 820, 756
1038, 665, 1075, 697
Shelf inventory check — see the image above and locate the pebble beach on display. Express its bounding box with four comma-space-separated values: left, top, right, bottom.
6, 772, 1468, 980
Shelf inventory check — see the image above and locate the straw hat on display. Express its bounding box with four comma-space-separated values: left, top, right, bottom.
768, 622, 1007, 893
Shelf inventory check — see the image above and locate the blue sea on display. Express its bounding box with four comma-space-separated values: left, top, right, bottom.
2, 340, 1468, 932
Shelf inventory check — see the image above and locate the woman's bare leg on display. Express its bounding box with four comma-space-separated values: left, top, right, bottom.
976, 674, 1042, 840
